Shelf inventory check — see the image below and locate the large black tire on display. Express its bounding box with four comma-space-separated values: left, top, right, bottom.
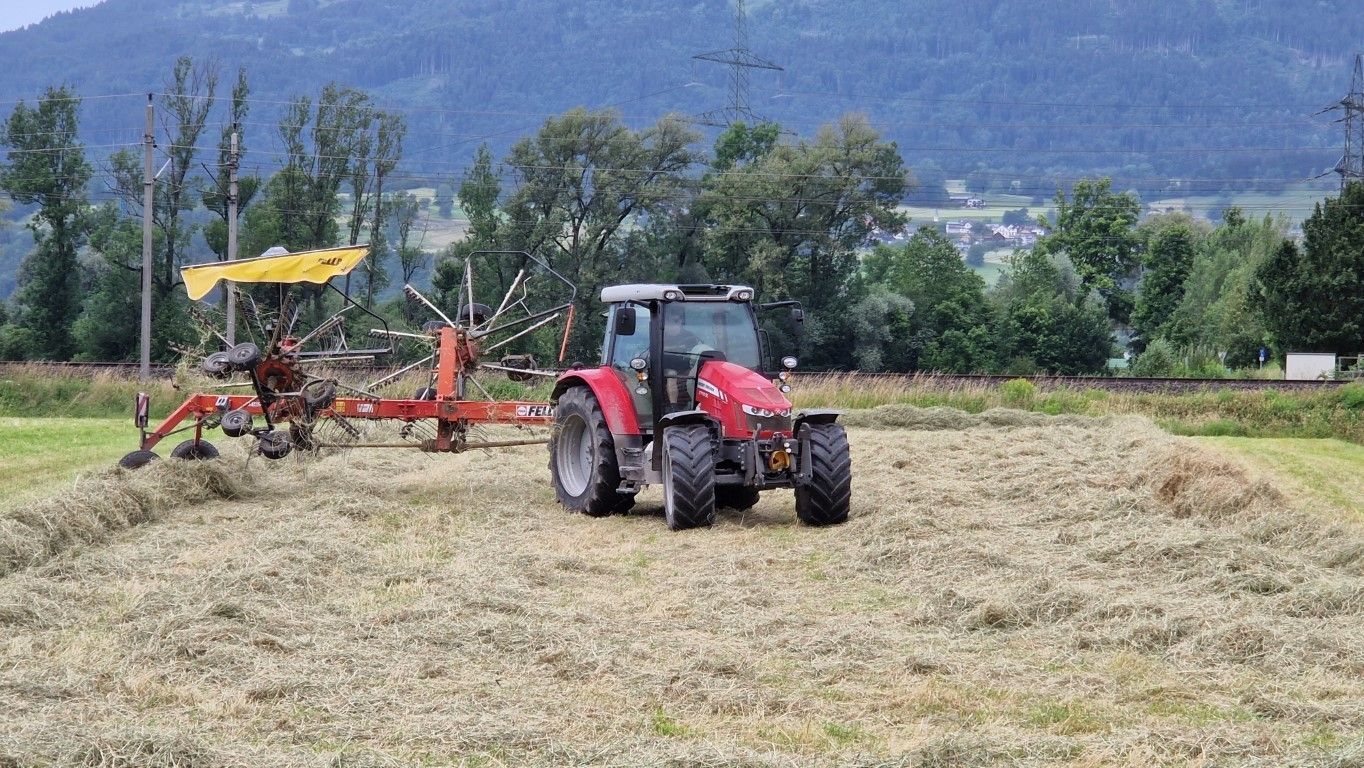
716, 485, 760, 511
795, 423, 852, 526
170, 439, 220, 460
413, 386, 437, 401
118, 450, 160, 469
662, 424, 717, 531
549, 387, 632, 516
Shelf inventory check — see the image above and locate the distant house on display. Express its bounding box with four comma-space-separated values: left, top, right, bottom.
964, 197, 985, 209
945, 220, 972, 236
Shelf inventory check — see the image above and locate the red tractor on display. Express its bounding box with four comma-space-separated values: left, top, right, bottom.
548, 284, 851, 530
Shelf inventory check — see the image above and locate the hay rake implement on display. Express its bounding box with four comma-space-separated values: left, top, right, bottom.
121, 246, 575, 468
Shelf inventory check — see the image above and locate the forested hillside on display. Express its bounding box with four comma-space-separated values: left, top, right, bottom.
0, 0, 1358, 188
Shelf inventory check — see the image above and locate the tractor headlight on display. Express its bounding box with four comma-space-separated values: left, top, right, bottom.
663, 290, 681, 301
780, 384, 792, 393
635, 386, 649, 395
741, 404, 774, 418
781, 356, 798, 369
629, 357, 647, 371
735, 289, 753, 301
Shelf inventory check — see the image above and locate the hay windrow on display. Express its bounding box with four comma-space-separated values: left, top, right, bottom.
0, 457, 248, 578
3, 409, 1364, 765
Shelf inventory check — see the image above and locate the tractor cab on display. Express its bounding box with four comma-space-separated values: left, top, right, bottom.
601, 284, 775, 423
550, 283, 850, 531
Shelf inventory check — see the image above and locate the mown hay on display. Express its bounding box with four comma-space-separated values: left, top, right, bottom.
0, 457, 246, 577
3, 411, 1364, 765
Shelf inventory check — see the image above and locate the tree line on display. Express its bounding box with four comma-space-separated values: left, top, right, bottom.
1, 62, 1362, 375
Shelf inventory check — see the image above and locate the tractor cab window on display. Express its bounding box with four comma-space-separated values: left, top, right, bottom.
660, 302, 761, 372
608, 303, 651, 370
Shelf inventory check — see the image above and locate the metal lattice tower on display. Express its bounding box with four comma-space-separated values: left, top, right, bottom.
692, 0, 783, 127
1332, 53, 1364, 190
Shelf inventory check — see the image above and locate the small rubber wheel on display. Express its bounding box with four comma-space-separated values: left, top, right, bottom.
228, 342, 261, 369
118, 450, 160, 469
501, 354, 539, 382
413, 387, 437, 401
258, 431, 292, 460
202, 351, 232, 379
221, 409, 253, 437
662, 424, 717, 530
716, 485, 760, 510
170, 439, 220, 460
460, 302, 493, 326
302, 379, 338, 411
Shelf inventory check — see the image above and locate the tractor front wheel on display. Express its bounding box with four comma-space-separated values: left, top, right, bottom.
795, 423, 852, 526
662, 424, 716, 530
549, 387, 633, 516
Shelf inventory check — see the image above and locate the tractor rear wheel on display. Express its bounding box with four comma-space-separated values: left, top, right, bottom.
549, 387, 632, 516
170, 439, 220, 461
662, 424, 716, 530
716, 485, 760, 511
795, 423, 852, 526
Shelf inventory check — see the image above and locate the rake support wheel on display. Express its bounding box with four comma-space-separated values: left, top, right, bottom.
170, 439, 220, 461
795, 423, 852, 526
118, 450, 160, 469
662, 424, 717, 530
549, 387, 633, 516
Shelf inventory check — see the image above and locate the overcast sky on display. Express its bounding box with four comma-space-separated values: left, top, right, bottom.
0, 0, 100, 33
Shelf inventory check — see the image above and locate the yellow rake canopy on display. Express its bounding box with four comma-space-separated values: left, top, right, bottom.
180, 245, 370, 301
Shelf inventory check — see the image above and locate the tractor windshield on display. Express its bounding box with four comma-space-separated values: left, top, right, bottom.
661, 301, 761, 371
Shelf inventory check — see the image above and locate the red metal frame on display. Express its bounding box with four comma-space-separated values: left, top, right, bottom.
139, 322, 555, 454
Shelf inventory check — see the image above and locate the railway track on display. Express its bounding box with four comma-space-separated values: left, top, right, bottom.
1, 360, 1348, 393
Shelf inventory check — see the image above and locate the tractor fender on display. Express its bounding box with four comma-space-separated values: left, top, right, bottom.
654, 409, 721, 466
794, 409, 841, 431
551, 368, 642, 436
657, 409, 720, 433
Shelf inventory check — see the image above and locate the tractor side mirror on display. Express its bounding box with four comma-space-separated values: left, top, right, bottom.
790, 307, 805, 324
616, 305, 637, 336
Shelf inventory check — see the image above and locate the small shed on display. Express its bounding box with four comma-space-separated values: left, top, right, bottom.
1285, 352, 1337, 381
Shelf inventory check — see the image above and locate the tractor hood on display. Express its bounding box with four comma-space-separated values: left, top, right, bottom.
696, 360, 793, 438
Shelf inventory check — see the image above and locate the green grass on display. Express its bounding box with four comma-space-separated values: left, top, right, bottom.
0, 417, 135, 498
794, 376, 1364, 444
0, 365, 180, 419
1198, 436, 1364, 520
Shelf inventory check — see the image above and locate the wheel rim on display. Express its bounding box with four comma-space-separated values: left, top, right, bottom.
556, 413, 593, 497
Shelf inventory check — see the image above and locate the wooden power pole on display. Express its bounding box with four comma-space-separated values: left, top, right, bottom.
225, 128, 239, 345
139, 94, 154, 379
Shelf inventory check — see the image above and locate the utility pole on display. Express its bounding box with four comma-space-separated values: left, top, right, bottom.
692, 0, 783, 127
225, 127, 239, 345
139, 94, 154, 380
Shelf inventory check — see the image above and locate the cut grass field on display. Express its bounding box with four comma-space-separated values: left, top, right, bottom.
2, 409, 1363, 765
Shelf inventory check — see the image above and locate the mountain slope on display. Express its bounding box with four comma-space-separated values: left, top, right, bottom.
0, 0, 1357, 188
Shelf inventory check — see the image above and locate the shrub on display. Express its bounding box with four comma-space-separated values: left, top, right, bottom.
1132, 338, 1177, 377
999, 378, 1037, 406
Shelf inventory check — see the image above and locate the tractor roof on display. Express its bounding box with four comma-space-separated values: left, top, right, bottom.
600, 284, 755, 303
